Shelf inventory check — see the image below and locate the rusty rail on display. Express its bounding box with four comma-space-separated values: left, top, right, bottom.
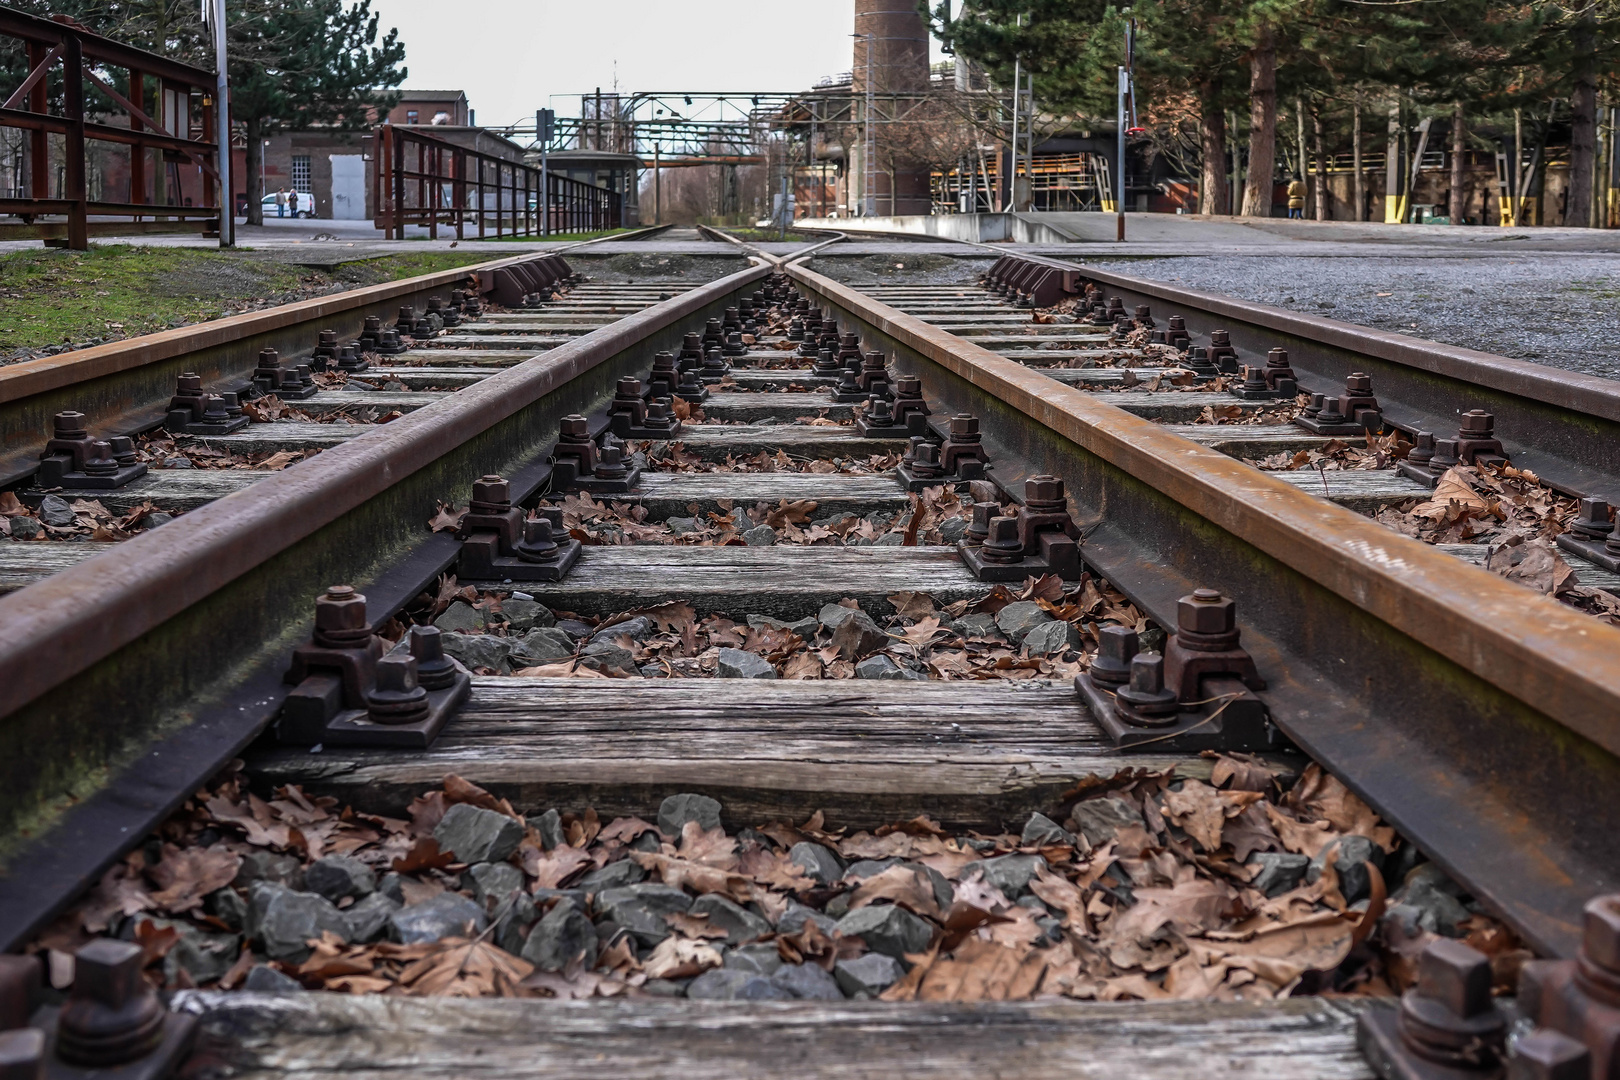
786, 257, 1620, 960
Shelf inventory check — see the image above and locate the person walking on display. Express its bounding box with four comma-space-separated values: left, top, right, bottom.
1287, 175, 1306, 219
275, 187, 288, 218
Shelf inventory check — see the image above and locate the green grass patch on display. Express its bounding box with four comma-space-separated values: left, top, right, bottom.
0, 245, 492, 354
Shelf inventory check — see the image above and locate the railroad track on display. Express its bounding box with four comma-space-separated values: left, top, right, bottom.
0, 227, 1616, 1079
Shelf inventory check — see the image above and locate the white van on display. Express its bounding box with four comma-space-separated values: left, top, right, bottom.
262, 191, 315, 218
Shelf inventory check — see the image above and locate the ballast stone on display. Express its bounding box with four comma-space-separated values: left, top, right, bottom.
434, 803, 524, 864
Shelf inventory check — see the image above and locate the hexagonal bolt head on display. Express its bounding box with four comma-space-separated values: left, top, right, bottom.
318, 330, 338, 346
1346, 372, 1373, 394
841, 333, 859, 347
178, 372, 203, 393
108, 436, 135, 459
1025, 475, 1065, 504
646, 401, 670, 420
472, 475, 511, 506
895, 376, 922, 397
315, 585, 368, 633
1414, 938, 1494, 1019
683, 333, 701, 349
1460, 410, 1495, 437
71, 939, 145, 1009
426, 298, 443, 312
1242, 365, 1268, 388
599, 445, 624, 466
559, 415, 590, 438
1168, 315, 1186, 331
398, 306, 415, 322
653, 352, 676, 370
913, 443, 940, 465
863, 351, 885, 369
1134, 304, 1151, 318
1576, 498, 1612, 530
1267, 347, 1290, 367
617, 377, 642, 397
202, 396, 230, 421
1178, 588, 1235, 636
364, 316, 382, 331
258, 348, 281, 367
1508, 1029, 1591, 1080
1582, 894, 1620, 973
524, 517, 555, 545
53, 411, 88, 437
949, 415, 980, 438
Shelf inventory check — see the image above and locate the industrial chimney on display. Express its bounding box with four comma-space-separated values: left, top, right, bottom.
852, 0, 934, 216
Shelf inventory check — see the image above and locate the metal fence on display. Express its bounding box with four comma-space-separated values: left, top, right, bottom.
373, 125, 620, 240
0, 8, 223, 248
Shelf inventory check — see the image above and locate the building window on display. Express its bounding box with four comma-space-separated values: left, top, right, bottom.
291, 155, 311, 193
406, 109, 418, 124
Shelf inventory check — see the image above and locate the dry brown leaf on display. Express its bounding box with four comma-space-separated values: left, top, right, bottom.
916, 937, 1047, 1002
678, 822, 739, 870
632, 852, 752, 902
523, 845, 593, 889
1285, 765, 1396, 852
397, 938, 533, 997
146, 845, 242, 913
643, 935, 723, 979
849, 865, 941, 919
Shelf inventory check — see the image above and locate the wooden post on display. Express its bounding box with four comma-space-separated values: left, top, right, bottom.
63, 32, 88, 249
392, 131, 406, 240
26, 41, 48, 199
495, 160, 502, 238
476, 155, 485, 238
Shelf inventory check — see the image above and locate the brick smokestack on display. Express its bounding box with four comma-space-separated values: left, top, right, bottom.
852, 0, 933, 215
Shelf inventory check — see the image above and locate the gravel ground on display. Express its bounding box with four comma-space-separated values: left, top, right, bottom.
1088, 255, 1620, 380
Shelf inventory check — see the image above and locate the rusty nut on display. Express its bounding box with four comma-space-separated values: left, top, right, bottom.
1346, 372, 1372, 393
315, 585, 368, 633
1582, 894, 1620, 973
472, 475, 510, 506
178, 372, 203, 392
259, 348, 280, 366
1415, 938, 1494, 1019
1178, 588, 1235, 636
895, 376, 921, 396
1267, 347, 1290, 367
1025, 475, 1065, 504
1460, 410, 1495, 436
560, 415, 590, 438
617, 377, 641, 396
949, 415, 979, 437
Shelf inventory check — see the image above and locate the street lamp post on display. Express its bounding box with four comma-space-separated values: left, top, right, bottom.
208, 0, 232, 246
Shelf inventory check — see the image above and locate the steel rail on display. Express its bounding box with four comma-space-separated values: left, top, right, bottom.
1002, 253, 1620, 504
0, 224, 675, 486
0, 264, 770, 935
788, 260, 1620, 959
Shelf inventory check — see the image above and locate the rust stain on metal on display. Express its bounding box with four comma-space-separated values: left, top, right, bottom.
788, 263, 1620, 757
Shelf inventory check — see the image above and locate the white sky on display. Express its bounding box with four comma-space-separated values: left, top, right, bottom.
367, 0, 943, 130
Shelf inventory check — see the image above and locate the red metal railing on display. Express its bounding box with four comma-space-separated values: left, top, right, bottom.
0, 8, 223, 248
373, 124, 620, 240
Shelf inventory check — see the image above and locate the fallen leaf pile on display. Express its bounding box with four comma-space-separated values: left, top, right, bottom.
0, 490, 175, 542
637, 441, 903, 476
546, 486, 970, 548
132, 433, 316, 472
30, 765, 1522, 1004
408, 576, 1139, 681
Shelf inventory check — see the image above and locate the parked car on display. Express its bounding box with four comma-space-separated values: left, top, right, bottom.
261, 191, 315, 218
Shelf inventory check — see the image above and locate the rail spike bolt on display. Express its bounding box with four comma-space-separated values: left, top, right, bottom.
408, 626, 458, 690
55, 939, 168, 1067
1508, 1031, 1590, 1080
515, 517, 560, 563
1358, 939, 1512, 1080
0, 1029, 44, 1079
367, 653, 430, 725
1089, 624, 1139, 686
980, 517, 1023, 563
1114, 652, 1182, 726
471, 474, 512, 511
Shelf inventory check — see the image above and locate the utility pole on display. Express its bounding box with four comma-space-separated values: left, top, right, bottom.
1117, 15, 1136, 242
537, 107, 554, 236
208, 0, 232, 246
1006, 53, 1020, 212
